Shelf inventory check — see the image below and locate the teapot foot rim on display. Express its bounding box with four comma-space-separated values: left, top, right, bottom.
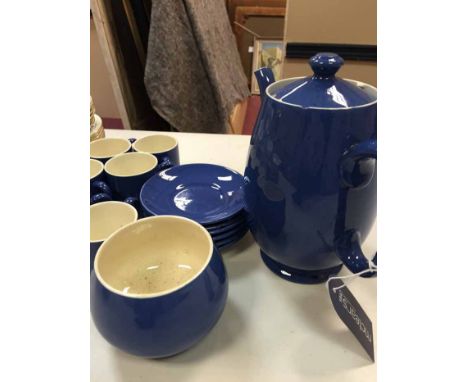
260, 251, 343, 284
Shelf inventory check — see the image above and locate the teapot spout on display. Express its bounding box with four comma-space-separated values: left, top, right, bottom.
254, 67, 275, 98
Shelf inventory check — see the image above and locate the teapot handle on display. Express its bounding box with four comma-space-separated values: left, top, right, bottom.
335, 139, 377, 277
336, 230, 377, 277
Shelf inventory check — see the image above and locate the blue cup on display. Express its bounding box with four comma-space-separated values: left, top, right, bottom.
132, 134, 180, 171
91, 215, 228, 358
104, 152, 158, 200
90, 137, 132, 164
90, 158, 113, 204
90, 158, 105, 183
90, 201, 138, 271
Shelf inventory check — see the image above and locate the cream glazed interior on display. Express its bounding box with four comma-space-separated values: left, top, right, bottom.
133, 134, 177, 154
90, 137, 131, 159
90, 202, 138, 243
90, 158, 104, 179
105, 152, 158, 177
94, 216, 213, 298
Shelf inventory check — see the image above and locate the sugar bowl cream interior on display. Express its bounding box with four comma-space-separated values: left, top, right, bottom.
90, 137, 131, 163
95, 216, 211, 296
91, 216, 228, 358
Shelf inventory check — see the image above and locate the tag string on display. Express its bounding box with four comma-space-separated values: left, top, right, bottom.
326, 260, 377, 293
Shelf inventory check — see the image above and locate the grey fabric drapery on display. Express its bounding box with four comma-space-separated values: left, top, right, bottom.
144, 0, 250, 133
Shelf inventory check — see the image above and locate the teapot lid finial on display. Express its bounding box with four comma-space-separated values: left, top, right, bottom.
270, 51, 376, 109
309, 52, 344, 78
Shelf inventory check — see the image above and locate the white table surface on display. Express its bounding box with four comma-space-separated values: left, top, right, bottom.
91, 129, 377, 382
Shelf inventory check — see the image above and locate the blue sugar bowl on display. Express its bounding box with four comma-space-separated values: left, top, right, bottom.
90, 216, 228, 358
244, 52, 377, 283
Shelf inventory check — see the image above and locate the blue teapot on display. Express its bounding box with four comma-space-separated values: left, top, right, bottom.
244, 52, 377, 284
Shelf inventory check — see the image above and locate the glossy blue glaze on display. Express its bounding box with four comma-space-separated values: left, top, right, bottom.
106, 168, 158, 200
260, 251, 343, 284
245, 53, 377, 282
335, 230, 376, 277
154, 148, 180, 172
207, 219, 246, 235
255, 67, 275, 98
211, 223, 248, 241
90, 241, 102, 272
90, 193, 112, 205
140, 164, 245, 225
90, 246, 228, 358
216, 228, 249, 249
90, 178, 112, 204
90, 180, 113, 197
271, 53, 375, 109
203, 210, 247, 228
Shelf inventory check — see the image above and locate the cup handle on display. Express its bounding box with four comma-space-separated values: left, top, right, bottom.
90, 193, 112, 205
128, 137, 137, 152
156, 157, 174, 172
91, 180, 113, 197
335, 139, 377, 277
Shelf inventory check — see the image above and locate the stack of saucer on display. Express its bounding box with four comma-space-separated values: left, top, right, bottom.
140, 163, 248, 249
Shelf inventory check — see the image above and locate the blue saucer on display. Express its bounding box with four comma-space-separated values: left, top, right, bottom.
203, 210, 246, 228
215, 227, 249, 249
140, 164, 245, 225
207, 219, 246, 235
211, 224, 248, 240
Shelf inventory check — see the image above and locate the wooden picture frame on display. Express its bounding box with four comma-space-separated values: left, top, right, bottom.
251, 39, 284, 95
233, 5, 285, 85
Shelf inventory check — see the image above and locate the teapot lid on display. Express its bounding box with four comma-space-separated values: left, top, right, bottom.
270, 53, 376, 109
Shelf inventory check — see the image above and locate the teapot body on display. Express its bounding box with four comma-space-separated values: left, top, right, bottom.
244, 78, 377, 283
